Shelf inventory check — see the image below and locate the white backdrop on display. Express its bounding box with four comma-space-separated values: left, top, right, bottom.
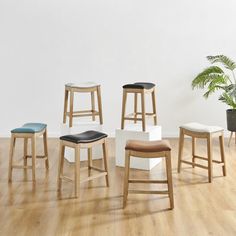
0, 0, 235, 137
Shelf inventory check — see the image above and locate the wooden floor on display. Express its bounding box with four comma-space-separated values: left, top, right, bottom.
1, 137, 236, 236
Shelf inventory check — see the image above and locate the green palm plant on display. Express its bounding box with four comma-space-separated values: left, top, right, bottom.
192, 55, 236, 109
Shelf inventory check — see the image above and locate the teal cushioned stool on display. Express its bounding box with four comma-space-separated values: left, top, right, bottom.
8, 123, 49, 183
11, 123, 47, 133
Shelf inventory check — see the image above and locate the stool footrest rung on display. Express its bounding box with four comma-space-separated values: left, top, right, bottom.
66, 110, 99, 118
12, 165, 32, 169
129, 179, 168, 184
90, 166, 105, 172
193, 155, 224, 165
128, 190, 169, 194
80, 172, 108, 183
61, 175, 73, 182
181, 160, 208, 169
25, 155, 48, 159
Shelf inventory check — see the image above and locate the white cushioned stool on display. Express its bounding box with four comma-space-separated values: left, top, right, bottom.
177, 122, 226, 183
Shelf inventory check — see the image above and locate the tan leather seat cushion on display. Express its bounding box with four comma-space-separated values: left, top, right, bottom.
125, 140, 171, 153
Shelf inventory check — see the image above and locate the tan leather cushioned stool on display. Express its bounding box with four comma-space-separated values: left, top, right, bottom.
57, 130, 109, 198
177, 122, 226, 183
121, 82, 157, 132
63, 82, 103, 127
123, 139, 174, 209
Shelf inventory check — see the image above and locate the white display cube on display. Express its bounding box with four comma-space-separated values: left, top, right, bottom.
115, 124, 162, 170
60, 121, 103, 162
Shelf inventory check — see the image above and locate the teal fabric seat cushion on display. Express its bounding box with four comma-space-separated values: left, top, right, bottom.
11, 123, 47, 133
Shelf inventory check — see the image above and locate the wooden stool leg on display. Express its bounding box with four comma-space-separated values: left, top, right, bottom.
43, 129, 49, 169
192, 137, 196, 168
88, 148, 92, 176
177, 128, 184, 173
134, 93, 138, 123
57, 142, 65, 191
74, 146, 80, 198
141, 90, 146, 132
151, 88, 157, 125
102, 139, 109, 187
123, 150, 130, 208
165, 151, 174, 209
91, 91, 95, 121
31, 135, 36, 182
69, 90, 74, 128
121, 90, 127, 129
97, 86, 103, 125
219, 134, 226, 176
23, 138, 28, 167
207, 135, 213, 183
63, 88, 69, 123
228, 131, 233, 147
8, 135, 16, 182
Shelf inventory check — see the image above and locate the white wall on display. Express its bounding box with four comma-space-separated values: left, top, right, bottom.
0, 0, 235, 137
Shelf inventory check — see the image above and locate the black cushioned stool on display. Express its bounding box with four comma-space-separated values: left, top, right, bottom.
121, 82, 157, 132
57, 130, 109, 198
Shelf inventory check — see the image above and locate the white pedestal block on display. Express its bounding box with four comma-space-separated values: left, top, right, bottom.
60, 122, 103, 162
115, 124, 162, 170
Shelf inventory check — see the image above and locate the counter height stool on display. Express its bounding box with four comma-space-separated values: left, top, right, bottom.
177, 123, 226, 183
63, 82, 103, 127
57, 130, 109, 198
121, 82, 157, 132
123, 139, 174, 209
8, 123, 49, 182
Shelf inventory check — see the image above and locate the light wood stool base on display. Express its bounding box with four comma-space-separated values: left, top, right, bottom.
177, 124, 226, 183
123, 140, 174, 209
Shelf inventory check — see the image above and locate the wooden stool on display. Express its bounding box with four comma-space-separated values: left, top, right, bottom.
57, 130, 109, 198
63, 82, 103, 127
121, 82, 157, 132
123, 139, 174, 209
177, 123, 226, 183
8, 123, 49, 182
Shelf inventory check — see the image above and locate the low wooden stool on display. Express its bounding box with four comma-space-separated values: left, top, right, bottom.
123, 139, 174, 209
177, 123, 226, 183
57, 130, 109, 198
63, 82, 103, 127
8, 123, 49, 182
121, 82, 157, 132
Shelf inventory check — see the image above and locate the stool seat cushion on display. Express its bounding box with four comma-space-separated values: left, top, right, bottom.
60, 130, 107, 144
180, 122, 223, 133
123, 82, 155, 89
125, 140, 171, 153
66, 82, 98, 88
11, 123, 47, 133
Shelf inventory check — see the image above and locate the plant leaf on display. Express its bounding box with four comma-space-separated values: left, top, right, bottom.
207, 55, 236, 71
192, 66, 224, 89
219, 92, 236, 109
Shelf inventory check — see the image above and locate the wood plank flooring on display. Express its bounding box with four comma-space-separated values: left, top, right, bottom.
0, 137, 236, 236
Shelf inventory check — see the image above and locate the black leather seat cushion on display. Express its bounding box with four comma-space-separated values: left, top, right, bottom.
123, 82, 155, 89
60, 130, 107, 144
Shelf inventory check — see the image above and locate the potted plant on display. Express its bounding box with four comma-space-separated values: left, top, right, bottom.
192, 55, 236, 132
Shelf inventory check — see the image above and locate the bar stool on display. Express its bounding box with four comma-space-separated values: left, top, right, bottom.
177, 122, 226, 183
8, 123, 49, 182
57, 130, 109, 198
123, 139, 174, 209
63, 82, 103, 127
121, 82, 157, 132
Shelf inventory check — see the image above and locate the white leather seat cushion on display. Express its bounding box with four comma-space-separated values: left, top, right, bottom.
66, 82, 98, 88
181, 122, 223, 133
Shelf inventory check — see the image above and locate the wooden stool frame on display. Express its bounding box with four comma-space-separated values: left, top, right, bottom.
177, 128, 226, 183
228, 131, 236, 147
57, 138, 109, 198
121, 87, 157, 132
123, 149, 174, 209
63, 84, 103, 127
8, 128, 49, 182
